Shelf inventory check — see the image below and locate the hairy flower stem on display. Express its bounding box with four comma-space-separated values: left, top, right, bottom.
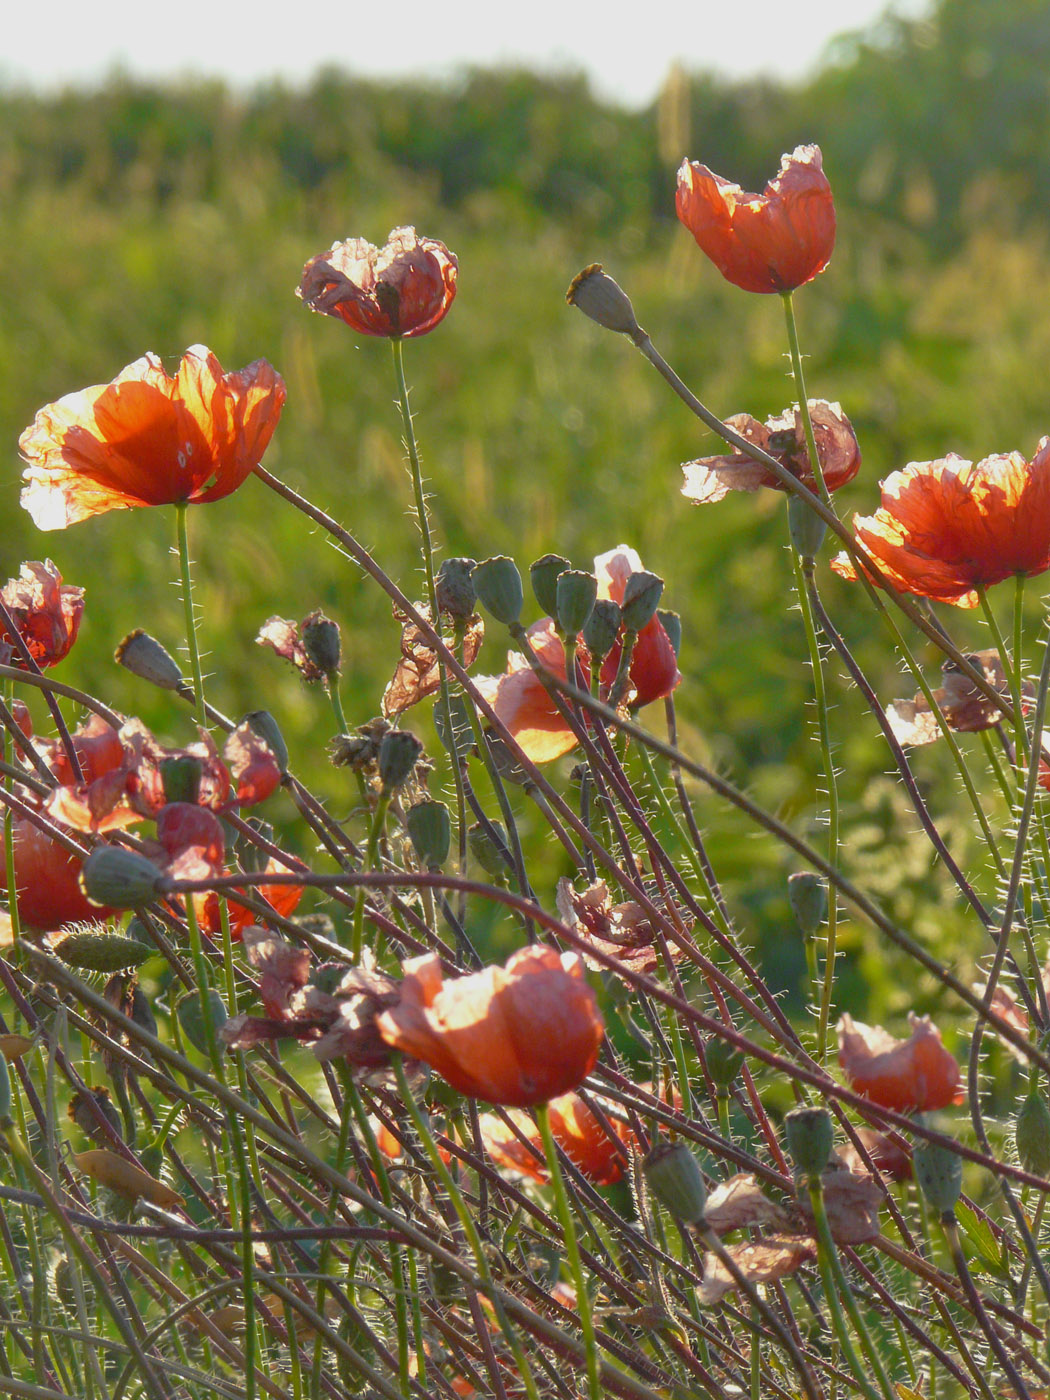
780, 291, 830, 503
351, 790, 391, 962
943, 1213, 1034, 1398
2, 684, 21, 948
535, 1101, 603, 1400
174, 502, 207, 729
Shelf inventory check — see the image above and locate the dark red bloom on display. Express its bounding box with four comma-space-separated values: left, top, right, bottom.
0, 816, 110, 931
838, 1013, 961, 1113
298, 228, 458, 339
0, 561, 84, 668
832, 445, 1050, 607
676, 145, 835, 294
19, 345, 285, 530
377, 947, 604, 1107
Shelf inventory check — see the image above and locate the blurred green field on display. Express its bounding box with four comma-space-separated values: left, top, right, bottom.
3, 0, 1049, 1034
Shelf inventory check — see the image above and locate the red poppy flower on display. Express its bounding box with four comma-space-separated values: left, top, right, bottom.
19, 345, 285, 530
837, 1013, 961, 1114
676, 145, 835, 294
476, 546, 679, 764
196, 858, 305, 940
0, 561, 84, 668
377, 946, 604, 1107
0, 816, 110, 931
832, 445, 1050, 607
682, 401, 860, 504
298, 228, 458, 339
480, 1092, 629, 1186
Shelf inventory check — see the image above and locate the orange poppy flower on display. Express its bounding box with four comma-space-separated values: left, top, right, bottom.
0, 816, 110, 931
19, 345, 285, 530
298, 227, 458, 339
0, 561, 84, 668
476, 546, 679, 764
676, 145, 835, 295
832, 445, 1050, 607
480, 1092, 629, 1185
377, 947, 604, 1107
196, 858, 305, 940
837, 1013, 961, 1114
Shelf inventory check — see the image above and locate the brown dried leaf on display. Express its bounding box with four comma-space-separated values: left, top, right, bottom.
382, 605, 483, 718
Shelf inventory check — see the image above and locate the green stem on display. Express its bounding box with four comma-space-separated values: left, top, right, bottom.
781, 291, 830, 504
351, 790, 391, 963
979, 586, 1027, 766
2, 681, 21, 948
535, 1101, 603, 1400
175, 502, 207, 728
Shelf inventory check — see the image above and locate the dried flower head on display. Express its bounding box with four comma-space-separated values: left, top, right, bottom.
298, 228, 458, 339
0, 561, 84, 668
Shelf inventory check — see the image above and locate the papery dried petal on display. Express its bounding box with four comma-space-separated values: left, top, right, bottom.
0, 560, 84, 668
703, 1173, 793, 1235
697, 1235, 815, 1307
298, 227, 458, 339
382, 606, 484, 718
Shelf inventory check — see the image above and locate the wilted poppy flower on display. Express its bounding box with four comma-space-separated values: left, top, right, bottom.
832, 444, 1050, 607
682, 400, 860, 504
887, 649, 1027, 747
0, 561, 84, 668
837, 1013, 961, 1114
676, 145, 835, 295
476, 546, 679, 764
19, 345, 285, 530
556, 877, 684, 976
298, 228, 458, 339
480, 1092, 629, 1186
377, 946, 604, 1107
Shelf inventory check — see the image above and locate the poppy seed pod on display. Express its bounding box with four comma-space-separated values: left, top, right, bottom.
556, 570, 597, 638
643, 1141, 707, 1225
655, 609, 681, 659
468, 819, 512, 877
301, 611, 341, 677
378, 729, 424, 793
435, 558, 478, 619
406, 799, 452, 869
244, 710, 289, 775
1016, 1086, 1050, 1177
79, 847, 166, 909
115, 630, 186, 692
581, 598, 622, 665
620, 572, 664, 632
565, 265, 644, 339
785, 1106, 834, 1181
472, 557, 524, 628
177, 989, 229, 1056
705, 1037, 744, 1091
530, 554, 571, 621
788, 492, 827, 558
788, 872, 828, 936
913, 1138, 963, 1215
159, 754, 203, 807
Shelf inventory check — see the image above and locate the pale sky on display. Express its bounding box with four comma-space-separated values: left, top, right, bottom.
2, 0, 930, 107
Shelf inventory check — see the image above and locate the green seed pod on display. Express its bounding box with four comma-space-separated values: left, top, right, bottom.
620, 571, 664, 632
565, 265, 644, 339
53, 1258, 91, 1312
485, 729, 531, 787
1016, 1086, 1050, 1177
159, 754, 203, 806
556, 570, 598, 638
79, 848, 165, 910
705, 1037, 744, 1091
301, 610, 342, 676
468, 819, 511, 877
406, 799, 452, 869
114, 630, 185, 692
529, 553, 571, 620
656, 608, 682, 659
643, 1141, 707, 1225
52, 931, 154, 972
788, 872, 828, 936
433, 691, 474, 757
787, 493, 827, 559
378, 729, 424, 792
785, 1106, 834, 1181
582, 598, 622, 664
914, 1138, 963, 1214
472, 556, 524, 627
435, 557, 478, 619
245, 710, 289, 775
176, 990, 229, 1055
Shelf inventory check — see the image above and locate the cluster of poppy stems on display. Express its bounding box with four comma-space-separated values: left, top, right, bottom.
5, 142, 1044, 1374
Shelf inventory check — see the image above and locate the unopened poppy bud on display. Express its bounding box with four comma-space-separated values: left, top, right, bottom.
52, 931, 153, 972
80, 847, 165, 909
620, 571, 664, 632
581, 598, 622, 664
643, 1141, 707, 1225
656, 609, 682, 659
556, 570, 598, 638
177, 989, 229, 1055
1016, 1086, 1050, 1177
530, 554, 571, 620
788, 871, 827, 935
435, 558, 477, 619
914, 1138, 963, 1215
472, 557, 524, 628
128, 980, 158, 1039
705, 1037, 744, 1091
566, 264, 645, 340
434, 691, 474, 757
301, 610, 341, 677
785, 1106, 834, 1181
160, 754, 203, 807
378, 729, 424, 792
69, 1087, 123, 1145
788, 493, 827, 558
406, 800, 452, 868
114, 629, 185, 692
468, 819, 512, 877
245, 710, 289, 774
485, 730, 531, 787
